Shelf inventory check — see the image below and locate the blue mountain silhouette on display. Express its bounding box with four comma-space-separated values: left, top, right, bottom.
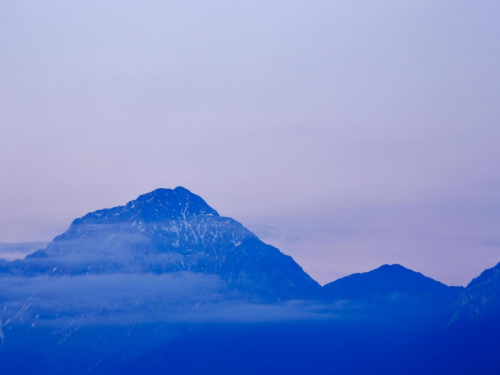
2, 187, 320, 300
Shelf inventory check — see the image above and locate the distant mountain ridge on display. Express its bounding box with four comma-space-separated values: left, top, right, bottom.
322, 264, 464, 328
323, 264, 463, 301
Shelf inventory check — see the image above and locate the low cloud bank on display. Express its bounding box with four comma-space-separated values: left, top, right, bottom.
0, 273, 343, 328
0, 242, 49, 261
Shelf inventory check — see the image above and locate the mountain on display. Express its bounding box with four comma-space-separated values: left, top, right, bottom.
322, 264, 464, 329
365, 261, 500, 375
1, 187, 320, 300
452, 260, 500, 319
2, 187, 499, 375
106, 266, 468, 375
323, 264, 462, 302
414, 260, 500, 375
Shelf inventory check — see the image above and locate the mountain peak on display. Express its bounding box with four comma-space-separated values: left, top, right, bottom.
375, 264, 410, 272
135, 186, 192, 200
15, 187, 320, 300
65, 187, 218, 231
129, 187, 219, 218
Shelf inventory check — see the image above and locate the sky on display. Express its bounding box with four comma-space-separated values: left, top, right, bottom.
1, 0, 499, 286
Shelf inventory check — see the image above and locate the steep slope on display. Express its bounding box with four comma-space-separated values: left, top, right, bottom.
373, 261, 500, 375
452, 260, 500, 319
1, 187, 320, 300
416, 260, 500, 374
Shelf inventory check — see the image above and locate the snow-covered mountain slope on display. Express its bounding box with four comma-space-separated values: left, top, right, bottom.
1, 187, 320, 300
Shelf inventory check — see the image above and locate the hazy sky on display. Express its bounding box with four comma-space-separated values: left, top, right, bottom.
1, 1, 499, 286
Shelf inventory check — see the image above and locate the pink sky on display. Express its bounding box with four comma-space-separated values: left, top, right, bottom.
1, 1, 500, 286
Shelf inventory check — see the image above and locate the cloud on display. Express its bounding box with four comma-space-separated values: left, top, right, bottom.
0, 273, 341, 329
485, 239, 500, 248
0, 242, 48, 261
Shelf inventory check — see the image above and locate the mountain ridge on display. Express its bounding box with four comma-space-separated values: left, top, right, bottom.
323, 264, 463, 299
0, 187, 467, 303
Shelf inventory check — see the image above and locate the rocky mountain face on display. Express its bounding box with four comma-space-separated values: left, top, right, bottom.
1, 187, 320, 300
451, 260, 500, 320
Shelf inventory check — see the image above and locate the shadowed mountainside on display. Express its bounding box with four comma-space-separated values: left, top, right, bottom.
323, 264, 462, 301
